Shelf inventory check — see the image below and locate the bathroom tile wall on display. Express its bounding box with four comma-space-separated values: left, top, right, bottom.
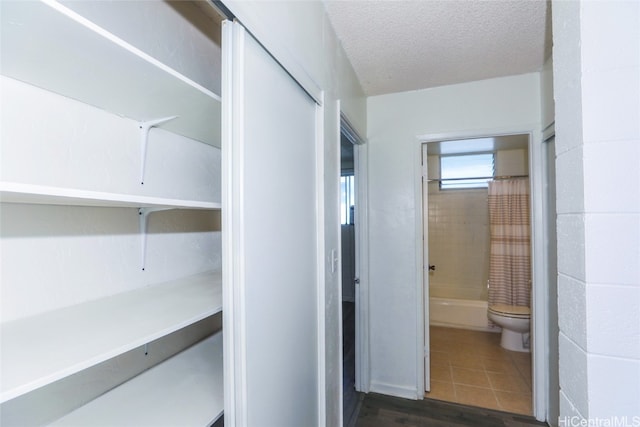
428, 187, 490, 300
426, 149, 528, 301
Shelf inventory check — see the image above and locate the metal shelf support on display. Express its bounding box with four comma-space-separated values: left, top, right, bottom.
139, 116, 178, 185
138, 207, 172, 270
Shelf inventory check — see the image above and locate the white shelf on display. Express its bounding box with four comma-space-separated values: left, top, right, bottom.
0, 0, 221, 147
0, 271, 222, 403
51, 332, 224, 427
0, 182, 221, 210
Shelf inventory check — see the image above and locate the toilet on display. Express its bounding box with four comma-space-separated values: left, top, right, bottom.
488, 304, 531, 352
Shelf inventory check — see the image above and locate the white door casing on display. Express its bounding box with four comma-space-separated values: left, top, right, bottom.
416, 128, 548, 421
339, 113, 371, 395
421, 143, 431, 392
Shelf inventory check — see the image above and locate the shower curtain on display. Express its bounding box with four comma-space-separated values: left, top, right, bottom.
488, 179, 531, 308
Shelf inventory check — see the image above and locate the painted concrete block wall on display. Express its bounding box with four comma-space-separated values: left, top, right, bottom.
217, 2, 367, 424
367, 74, 541, 398
553, 0, 640, 422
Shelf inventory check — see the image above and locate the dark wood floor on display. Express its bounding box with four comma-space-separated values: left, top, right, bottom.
356, 393, 548, 427
343, 301, 362, 426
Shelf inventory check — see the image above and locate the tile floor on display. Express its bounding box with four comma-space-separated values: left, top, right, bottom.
425, 326, 532, 415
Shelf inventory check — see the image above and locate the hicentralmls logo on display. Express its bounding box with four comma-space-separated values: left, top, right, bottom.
559, 416, 640, 427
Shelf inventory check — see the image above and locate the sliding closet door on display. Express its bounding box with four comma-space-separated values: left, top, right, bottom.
222, 21, 320, 427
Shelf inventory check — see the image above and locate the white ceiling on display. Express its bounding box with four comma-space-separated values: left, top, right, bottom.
324, 0, 552, 96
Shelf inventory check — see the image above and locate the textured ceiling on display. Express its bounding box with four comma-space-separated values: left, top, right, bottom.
324, 0, 552, 96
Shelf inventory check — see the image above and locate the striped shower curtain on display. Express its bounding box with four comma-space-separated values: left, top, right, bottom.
488, 179, 531, 308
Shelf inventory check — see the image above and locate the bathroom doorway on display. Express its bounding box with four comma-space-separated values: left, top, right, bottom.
422, 134, 534, 415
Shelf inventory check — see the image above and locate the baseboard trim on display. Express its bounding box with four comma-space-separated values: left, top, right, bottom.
369, 381, 419, 400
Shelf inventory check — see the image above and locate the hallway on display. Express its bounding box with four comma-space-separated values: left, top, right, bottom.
356, 393, 545, 427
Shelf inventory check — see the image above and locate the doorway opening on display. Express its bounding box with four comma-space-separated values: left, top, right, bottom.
340, 114, 366, 426
422, 134, 534, 415
341, 129, 359, 426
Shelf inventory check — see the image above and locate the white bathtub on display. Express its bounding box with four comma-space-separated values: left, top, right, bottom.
429, 297, 498, 332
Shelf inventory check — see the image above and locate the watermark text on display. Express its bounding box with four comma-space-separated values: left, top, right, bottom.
559, 416, 640, 427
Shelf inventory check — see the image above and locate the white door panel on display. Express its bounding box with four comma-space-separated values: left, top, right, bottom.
223, 21, 319, 427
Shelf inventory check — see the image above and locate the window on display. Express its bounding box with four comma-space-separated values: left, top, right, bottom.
340, 174, 355, 224
440, 153, 494, 190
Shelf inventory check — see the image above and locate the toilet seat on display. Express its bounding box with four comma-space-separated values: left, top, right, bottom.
488, 304, 530, 319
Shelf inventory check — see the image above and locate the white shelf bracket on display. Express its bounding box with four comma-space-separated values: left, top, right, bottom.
138, 116, 178, 185
138, 207, 172, 271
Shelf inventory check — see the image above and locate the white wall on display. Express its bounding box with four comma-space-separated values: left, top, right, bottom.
553, 0, 640, 422
220, 2, 367, 424
541, 57, 555, 133
367, 73, 541, 398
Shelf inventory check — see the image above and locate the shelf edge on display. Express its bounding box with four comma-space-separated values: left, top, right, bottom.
0, 271, 223, 403
0, 182, 221, 210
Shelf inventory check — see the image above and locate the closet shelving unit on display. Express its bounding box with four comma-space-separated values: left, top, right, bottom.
0, 182, 222, 210
50, 332, 224, 426
1, 0, 224, 424
1, 0, 222, 147
0, 272, 223, 402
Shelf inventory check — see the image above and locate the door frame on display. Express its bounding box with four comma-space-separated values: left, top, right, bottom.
420, 143, 431, 393
542, 125, 559, 424
339, 112, 370, 394
415, 125, 549, 421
